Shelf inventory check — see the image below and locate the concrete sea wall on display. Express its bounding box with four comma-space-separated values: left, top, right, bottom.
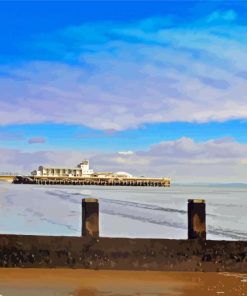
0, 198, 246, 272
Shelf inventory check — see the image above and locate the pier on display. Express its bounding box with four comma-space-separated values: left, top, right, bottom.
12, 175, 171, 187
0, 173, 17, 183
27, 160, 171, 187
0, 198, 246, 272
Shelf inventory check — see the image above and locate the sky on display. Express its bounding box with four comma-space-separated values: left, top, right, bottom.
1, 0, 247, 183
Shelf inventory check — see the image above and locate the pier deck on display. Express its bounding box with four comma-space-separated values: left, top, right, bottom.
12, 176, 171, 187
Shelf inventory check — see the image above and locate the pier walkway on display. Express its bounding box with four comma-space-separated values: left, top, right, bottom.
13, 176, 171, 187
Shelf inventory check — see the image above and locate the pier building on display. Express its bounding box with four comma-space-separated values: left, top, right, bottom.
31, 160, 134, 179
31, 160, 94, 177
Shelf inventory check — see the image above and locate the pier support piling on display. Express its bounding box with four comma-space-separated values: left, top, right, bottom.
82, 198, 99, 237
188, 199, 206, 240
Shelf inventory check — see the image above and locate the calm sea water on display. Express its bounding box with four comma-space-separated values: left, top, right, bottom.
0, 182, 246, 240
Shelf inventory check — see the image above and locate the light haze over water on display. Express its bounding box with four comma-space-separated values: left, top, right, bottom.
0, 182, 246, 241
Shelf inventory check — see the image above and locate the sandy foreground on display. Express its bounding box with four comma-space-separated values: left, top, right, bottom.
0, 269, 246, 296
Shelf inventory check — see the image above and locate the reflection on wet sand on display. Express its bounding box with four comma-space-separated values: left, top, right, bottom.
0, 269, 246, 296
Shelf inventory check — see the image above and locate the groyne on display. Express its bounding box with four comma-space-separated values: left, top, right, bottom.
12, 175, 171, 187
0, 199, 246, 272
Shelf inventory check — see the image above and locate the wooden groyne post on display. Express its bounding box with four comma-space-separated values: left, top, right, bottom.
188, 199, 206, 239
80, 198, 206, 240
82, 198, 99, 237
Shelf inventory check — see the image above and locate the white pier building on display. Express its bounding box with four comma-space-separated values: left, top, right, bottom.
31, 160, 133, 178
31, 160, 94, 177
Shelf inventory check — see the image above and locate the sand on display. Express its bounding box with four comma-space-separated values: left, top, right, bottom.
0, 269, 246, 296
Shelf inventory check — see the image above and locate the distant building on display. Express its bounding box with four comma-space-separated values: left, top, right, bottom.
31, 160, 133, 178
31, 160, 94, 177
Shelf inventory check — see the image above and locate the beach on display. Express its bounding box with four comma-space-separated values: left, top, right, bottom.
0, 269, 246, 296
0, 183, 247, 295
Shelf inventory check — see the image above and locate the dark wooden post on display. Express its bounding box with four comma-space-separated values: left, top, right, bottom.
188, 199, 206, 239
82, 198, 99, 237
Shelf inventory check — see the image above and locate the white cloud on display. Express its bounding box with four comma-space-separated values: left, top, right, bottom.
118, 151, 134, 155
1, 11, 247, 130
92, 137, 247, 183
2, 137, 247, 183
206, 10, 238, 23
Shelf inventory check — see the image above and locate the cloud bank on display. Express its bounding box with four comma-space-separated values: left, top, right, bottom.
1, 137, 247, 183
1, 10, 247, 130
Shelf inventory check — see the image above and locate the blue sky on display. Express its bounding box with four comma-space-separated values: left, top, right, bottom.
1, 0, 247, 182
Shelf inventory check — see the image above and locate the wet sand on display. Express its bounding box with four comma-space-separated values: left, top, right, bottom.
0, 269, 246, 296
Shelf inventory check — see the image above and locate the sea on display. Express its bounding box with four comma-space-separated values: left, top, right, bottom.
0, 182, 246, 241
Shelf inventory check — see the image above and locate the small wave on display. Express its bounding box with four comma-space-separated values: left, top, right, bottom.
24, 207, 78, 232
208, 226, 247, 240
101, 198, 187, 214
102, 207, 186, 230
44, 190, 80, 204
